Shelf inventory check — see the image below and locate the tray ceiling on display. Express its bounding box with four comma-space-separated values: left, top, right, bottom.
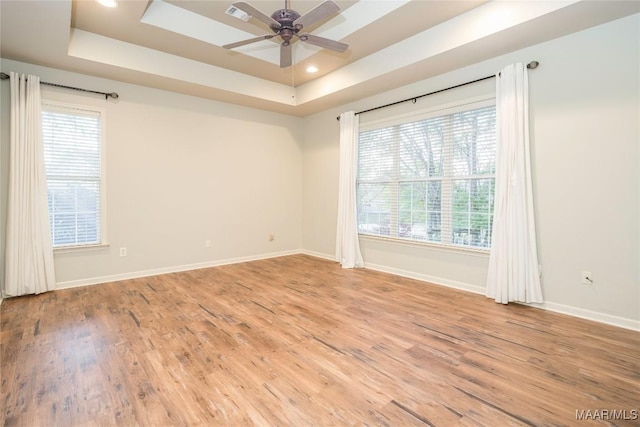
1, 0, 638, 116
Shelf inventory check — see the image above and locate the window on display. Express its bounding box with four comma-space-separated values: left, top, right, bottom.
42, 102, 105, 248
357, 97, 496, 250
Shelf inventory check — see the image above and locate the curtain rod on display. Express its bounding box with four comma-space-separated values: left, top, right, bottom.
0, 72, 119, 100
336, 60, 539, 120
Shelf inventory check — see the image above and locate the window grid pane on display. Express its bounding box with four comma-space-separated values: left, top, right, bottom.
42, 106, 102, 248
357, 101, 495, 250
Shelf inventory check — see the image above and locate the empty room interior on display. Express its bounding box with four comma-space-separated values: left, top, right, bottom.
1, 0, 639, 425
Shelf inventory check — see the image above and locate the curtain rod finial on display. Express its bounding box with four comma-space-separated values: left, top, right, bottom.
527, 61, 539, 69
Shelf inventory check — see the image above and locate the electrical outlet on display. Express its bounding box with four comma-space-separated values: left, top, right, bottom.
581, 271, 593, 285
119, 247, 127, 257
205, 239, 212, 248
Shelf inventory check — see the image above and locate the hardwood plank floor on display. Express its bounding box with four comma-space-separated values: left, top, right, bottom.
1, 254, 639, 426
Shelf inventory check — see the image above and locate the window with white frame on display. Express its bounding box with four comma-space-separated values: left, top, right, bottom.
357, 97, 496, 250
42, 102, 105, 248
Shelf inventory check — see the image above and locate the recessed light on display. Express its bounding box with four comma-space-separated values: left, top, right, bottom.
306, 66, 319, 73
96, 0, 118, 7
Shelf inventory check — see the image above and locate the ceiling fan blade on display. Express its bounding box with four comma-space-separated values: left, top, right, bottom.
280, 42, 292, 68
231, 2, 281, 29
293, 0, 340, 30
297, 33, 348, 52
223, 34, 275, 49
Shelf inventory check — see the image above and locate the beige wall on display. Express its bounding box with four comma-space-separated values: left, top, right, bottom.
301, 14, 640, 329
1, 14, 638, 329
0, 59, 303, 287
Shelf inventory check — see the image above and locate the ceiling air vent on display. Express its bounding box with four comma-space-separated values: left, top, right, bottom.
225, 5, 252, 21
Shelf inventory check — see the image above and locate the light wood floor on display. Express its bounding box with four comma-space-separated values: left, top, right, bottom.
1, 254, 639, 426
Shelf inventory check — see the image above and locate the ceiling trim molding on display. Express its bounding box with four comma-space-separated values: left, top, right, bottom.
296, 0, 583, 105
139, 0, 411, 67
0, 0, 622, 113
68, 1, 582, 108
68, 29, 296, 105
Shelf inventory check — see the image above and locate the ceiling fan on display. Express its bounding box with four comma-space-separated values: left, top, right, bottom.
222, 0, 349, 68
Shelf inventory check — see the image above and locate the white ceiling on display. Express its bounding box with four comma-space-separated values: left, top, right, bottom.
1, 0, 638, 116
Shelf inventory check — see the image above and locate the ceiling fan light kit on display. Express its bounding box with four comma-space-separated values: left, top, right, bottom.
223, 0, 348, 68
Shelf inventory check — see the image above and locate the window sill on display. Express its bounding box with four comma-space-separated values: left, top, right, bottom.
359, 234, 490, 258
53, 243, 110, 255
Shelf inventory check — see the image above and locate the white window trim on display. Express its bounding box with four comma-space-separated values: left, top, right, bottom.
359, 234, 491, 258
357, 94, 496, 252
42, 100, 108, 252
360, 95, 496, 131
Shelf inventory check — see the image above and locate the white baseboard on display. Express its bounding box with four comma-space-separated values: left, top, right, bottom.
53, 249, 639, 332
55, 249, 301, 290
522, 300, 640, 332
299, 249, 336, 262
362, 260, 639, 332
363, 261, 487, 295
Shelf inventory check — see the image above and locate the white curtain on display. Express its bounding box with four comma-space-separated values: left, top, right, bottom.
335, 111, 364, 268
4, 72, 56, 297
486, 63, 543, 304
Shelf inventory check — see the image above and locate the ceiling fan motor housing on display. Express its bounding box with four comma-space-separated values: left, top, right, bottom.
271, 9, 301, 42
223, 1, 348, 67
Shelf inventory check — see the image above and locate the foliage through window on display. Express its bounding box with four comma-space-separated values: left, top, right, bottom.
357, 98, 496, 249
42, 103, 104, 248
